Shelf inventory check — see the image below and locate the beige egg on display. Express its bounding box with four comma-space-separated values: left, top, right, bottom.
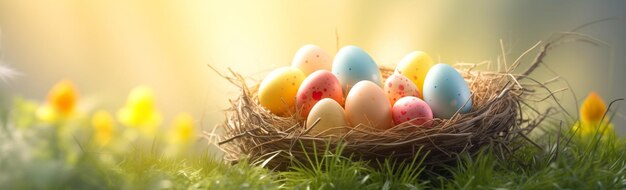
291, 44, 333, 75
306, 98, 347, 136
344, 81, 392, 129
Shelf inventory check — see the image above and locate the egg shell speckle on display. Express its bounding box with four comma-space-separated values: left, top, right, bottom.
384, 73, 420, 106
423, 64, 472, 119
257, 67, 306, 116
296, 70, 343, 117
291, 44, 333, 75
344, 81, 392, 129
391, 96, 433, 127
332, 45, 383, 93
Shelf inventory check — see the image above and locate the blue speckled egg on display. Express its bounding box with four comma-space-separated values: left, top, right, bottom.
423, 64, 472, 119
332, 45, 382, 93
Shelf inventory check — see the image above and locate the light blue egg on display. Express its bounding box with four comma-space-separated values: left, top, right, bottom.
423, 64, 472, 119
332, 45, 382, 93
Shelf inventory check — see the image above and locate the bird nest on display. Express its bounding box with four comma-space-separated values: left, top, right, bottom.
210, 36, 594, 169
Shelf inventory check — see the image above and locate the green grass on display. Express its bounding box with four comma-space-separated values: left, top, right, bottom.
1, 98, 626, 189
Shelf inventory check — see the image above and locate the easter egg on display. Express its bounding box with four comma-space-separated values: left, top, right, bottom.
258, 67, 306, 116
332, 45, 383, 93
391, 96, 433, 127
306, 98, 348, 136
291, 44, 333, 75
423, 64, 472, 119
345, 81, 392, 129
296, 70, 343, 117
395, 51, 434, 98
384, 73, 420, 106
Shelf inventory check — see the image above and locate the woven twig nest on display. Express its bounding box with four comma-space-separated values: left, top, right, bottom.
213, 41, 569, 169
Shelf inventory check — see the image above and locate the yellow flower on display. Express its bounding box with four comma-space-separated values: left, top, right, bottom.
580, 92, 607, 122
117, 86, 162, 136
572, 92, 615, 138
167, 113, 197, 145
36, 80, 79, 122
92, 110, 115, 146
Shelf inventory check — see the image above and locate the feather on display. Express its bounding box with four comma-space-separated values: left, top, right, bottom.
0, 62, 20, 83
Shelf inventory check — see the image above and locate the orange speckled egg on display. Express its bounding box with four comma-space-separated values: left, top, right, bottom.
384, 73, 420, 106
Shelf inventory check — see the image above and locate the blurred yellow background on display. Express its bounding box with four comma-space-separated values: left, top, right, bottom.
1, 1, 625, 132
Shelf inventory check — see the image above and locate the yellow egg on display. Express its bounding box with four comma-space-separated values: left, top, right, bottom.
258, 67, 306, 116
306, 98, 347, 136
395, 51, 434, 98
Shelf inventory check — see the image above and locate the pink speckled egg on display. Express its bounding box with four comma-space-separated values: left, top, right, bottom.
291, 44, 333, 76
391, 96, 433, 127
296, 70, 343, 117
384, 73, 420, 106
345, 81, 392, 129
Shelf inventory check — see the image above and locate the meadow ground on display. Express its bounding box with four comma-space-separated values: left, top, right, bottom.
1, 98, 625, 190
